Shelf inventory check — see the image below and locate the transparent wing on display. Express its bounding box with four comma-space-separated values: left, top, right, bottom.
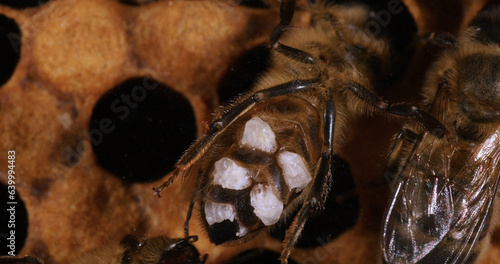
382, 129, 500, 264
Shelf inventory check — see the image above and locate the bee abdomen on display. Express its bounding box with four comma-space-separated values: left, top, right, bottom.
200, 99, 322, 244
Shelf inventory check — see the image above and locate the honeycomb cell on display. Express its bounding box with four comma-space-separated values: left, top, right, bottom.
31, 0, 128, 93
89, 77, 196, 183
0, 14, 20, 87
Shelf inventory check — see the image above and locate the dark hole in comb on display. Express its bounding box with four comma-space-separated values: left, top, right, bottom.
0, 14, 21, 87
89, 77, 197, 183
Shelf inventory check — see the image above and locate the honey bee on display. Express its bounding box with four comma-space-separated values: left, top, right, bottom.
382, 5, 500, 264
153, 0, 445, 263
72, 234, 207, 264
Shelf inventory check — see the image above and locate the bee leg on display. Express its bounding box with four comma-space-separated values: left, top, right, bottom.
280, 100, 335, 263
154, 79, 317, 196
427, 71, 452, 115
270, 0, 316, 64
270, 0, 296, 44
384, 128, 420, 185
184, 236, 209, 263
184, 168, 203, 237
184, 197, 195, 236
384, 73, 455, 139
345, 83, 447, 138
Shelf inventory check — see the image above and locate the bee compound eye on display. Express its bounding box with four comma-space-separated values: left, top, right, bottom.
89, 77, 197, 183
0, 0, 50, 9
217, 45, 271, 105
0, 182, 29, 256
269, 156, 359, 248
0, 14, 21, 88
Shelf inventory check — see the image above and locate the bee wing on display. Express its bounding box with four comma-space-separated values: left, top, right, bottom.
383, 130, 500, 264
382, 139, 455, 264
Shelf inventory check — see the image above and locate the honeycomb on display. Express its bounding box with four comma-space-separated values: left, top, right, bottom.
1, 0, 499, 263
